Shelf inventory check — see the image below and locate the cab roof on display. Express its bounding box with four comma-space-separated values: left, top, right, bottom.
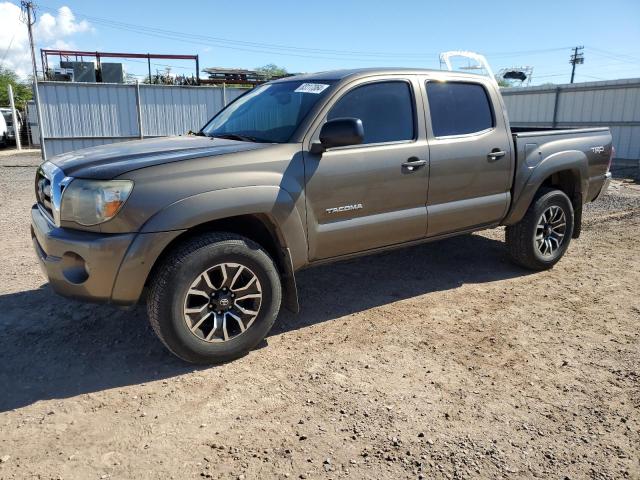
270, 67, 488, 83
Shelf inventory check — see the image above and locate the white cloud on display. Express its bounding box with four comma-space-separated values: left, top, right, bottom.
0, 2, 92, 78
37, 6, 91, 41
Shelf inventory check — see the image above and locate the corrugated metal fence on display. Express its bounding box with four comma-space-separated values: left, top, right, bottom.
37, 81, 248, 157
35, 78, 640, 163
502, 78, 640, 163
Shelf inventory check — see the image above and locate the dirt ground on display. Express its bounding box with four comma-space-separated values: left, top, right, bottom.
0, 149, 638, 480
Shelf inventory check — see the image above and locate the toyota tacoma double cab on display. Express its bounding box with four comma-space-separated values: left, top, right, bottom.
31, 68, 613, 364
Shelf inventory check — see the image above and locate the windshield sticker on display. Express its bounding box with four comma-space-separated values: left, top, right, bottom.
294, 83, 330, 94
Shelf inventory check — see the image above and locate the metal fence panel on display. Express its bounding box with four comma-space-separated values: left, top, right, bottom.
37, 82, 249, 157
502, 78, 640, 162
505, 91, 556, 124
39, 82, 138, 138
140, 84, 225, 137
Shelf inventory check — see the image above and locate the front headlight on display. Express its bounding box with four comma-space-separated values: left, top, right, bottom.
60, 179, 133, 226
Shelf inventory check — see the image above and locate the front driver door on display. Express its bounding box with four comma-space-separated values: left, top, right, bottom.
303, 77, 429, 261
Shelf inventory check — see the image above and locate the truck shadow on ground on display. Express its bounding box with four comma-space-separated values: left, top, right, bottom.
0, 232, 531, 412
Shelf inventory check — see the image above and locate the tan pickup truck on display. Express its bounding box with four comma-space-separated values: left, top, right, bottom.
32, 68, 613, 363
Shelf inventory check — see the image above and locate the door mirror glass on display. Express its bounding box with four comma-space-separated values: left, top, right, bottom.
318, 117, 364, 151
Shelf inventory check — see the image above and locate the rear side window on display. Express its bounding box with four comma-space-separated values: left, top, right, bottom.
328, 81, 414, 144
426, 82, 494, 137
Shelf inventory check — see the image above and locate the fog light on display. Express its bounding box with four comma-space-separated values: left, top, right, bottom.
61, 251, 89, 284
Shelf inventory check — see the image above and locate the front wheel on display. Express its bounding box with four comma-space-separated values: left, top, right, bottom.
147, 232, 282, 364
506, 188, 574, 270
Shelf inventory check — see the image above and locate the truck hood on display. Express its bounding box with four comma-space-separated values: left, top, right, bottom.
49, 136, 270, 180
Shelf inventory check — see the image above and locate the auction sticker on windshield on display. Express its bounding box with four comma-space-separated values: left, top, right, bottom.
294, 83, 330, 94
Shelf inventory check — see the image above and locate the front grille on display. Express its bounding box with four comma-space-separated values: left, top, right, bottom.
35, 170, 54, 220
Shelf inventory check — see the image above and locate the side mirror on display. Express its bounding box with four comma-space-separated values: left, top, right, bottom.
311, 117, 364, 153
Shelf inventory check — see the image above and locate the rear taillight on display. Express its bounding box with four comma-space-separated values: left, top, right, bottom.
607, 146, 615, 172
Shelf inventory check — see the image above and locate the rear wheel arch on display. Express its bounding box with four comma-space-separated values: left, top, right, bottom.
539, 169, 583, 238
505, 155, 587, 227
540, 168, 581, 204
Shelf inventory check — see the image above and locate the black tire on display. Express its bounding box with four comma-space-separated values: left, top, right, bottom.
147, 232, 282, 364
506, 188, 574, 271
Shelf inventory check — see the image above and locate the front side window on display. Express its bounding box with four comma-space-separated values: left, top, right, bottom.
327, 81, 415, 145
426, 81, 494, 137
202, 80, 335, 143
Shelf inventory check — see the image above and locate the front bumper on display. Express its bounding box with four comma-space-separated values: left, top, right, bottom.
31, 205, 184, 305
31, 205, 136, 303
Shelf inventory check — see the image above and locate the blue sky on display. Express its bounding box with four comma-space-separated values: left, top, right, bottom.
3, 0, 640, 84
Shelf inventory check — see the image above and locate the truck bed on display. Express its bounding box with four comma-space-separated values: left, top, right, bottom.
510, 126, 610, 136
504, 126, 613, 225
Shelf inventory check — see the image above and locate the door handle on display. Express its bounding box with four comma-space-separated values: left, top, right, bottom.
488, 149, 506, 161
402, 157, 427, 172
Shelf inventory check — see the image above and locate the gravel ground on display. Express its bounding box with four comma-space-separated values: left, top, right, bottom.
0, 151, 638, 480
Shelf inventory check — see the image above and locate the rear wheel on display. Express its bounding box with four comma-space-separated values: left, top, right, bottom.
506, 188, 574, 270
147, 232, 282, 364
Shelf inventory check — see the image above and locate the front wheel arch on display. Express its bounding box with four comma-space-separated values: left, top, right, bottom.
142, 214, 299, 312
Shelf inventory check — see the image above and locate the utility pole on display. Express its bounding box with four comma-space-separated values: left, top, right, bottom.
20, 1, 46, 160
569, 46, 584, 84
22, 1, 38, 80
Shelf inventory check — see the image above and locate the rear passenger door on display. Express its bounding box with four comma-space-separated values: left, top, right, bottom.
303, 77, 429, 260
423, 79, 513, 236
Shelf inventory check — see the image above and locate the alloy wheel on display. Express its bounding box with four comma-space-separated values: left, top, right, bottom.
183, 263, 262, 343
535, 205, 567, 256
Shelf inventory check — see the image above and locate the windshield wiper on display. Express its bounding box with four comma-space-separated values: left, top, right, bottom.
211, 133, 266, 143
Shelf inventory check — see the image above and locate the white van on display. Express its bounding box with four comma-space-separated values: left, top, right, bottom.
0, 108, 21, 145
0, 112, 8, 148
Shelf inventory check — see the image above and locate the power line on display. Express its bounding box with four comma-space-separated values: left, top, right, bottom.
34, 2, 573, 62
34, 3, 439, 60
1, 34, 16, 65
124, 57, 193, 71
580, 73, 605, 80
586, 46, 640, 64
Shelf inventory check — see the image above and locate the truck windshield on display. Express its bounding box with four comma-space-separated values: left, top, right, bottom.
201, 80, 335, 143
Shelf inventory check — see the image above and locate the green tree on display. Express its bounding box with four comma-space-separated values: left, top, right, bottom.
495, 76, 512, 88
255, 64, 289, 80
124, 73, 140, 84
0, 66, 33, 109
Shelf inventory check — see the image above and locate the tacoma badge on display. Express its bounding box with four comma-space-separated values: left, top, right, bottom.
326, 203, 364, 214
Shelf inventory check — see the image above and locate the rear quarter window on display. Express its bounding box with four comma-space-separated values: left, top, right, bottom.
426, 82, 494, 137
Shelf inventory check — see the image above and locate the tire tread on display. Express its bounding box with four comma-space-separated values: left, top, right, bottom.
147, 232, 281, 364
506, 188, 573, 271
